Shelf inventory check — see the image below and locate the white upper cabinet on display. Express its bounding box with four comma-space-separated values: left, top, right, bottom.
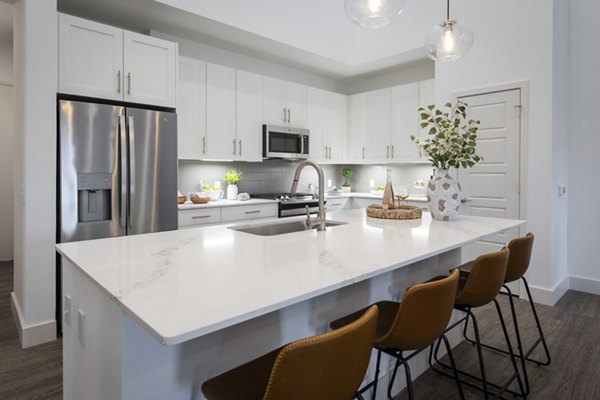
123, 31, 177, 107
418, 79, 435, 161
391, 82, 420, 161
59, 13, 177, 108
306, 87, 327, 161
177, 57, 206, 160
325, 92, 347, 162
366, 88, 393, 163
59, 14, 123, 101
262, 77, 307, 128
206, 63, 237, 160
347, 93, 367, 162
236, 70, 263, 162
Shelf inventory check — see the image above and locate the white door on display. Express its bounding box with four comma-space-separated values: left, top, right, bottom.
58, 13, 123, 101
458, 89, 521, 270
326, 92, 347, 161
285, 82, 307, 127
262, 77, 287, 126
123, 31, 177, 107
0, 84, 13, 261
206, 63, 237, 160
366, 88, 392, 162
236, 70, 263, 162
306, 87, 327, 161
391, 82, 420, 161
347, 93, 367, 162
177, 57, 206, 160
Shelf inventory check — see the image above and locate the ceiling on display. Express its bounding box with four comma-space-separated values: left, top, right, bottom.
0, 2, 13, 40
58, 0, 450, 78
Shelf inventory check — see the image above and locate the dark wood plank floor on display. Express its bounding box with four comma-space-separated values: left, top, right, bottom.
1, 260, 599, 399
0, 261, 62, 400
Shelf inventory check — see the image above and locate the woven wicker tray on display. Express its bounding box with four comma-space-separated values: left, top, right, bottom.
366, 204, 422, 220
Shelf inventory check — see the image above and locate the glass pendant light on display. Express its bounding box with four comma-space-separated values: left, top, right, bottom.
345, 0, 406, 29
424, 0, 473, 63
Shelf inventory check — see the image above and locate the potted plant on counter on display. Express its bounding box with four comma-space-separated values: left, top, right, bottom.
224, 169, 242, 200
411, 101, 481, 221
341, 167, 353, 193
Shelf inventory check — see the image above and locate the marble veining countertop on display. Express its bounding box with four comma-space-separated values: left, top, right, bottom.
55, 210, 524, 346
178, 198, 277, 210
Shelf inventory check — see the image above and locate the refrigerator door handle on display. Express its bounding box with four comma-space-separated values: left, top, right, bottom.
128, 116, 136, 228
119, 115, 127, 228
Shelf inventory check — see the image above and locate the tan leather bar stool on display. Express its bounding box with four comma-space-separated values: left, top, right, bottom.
330, 269, 463, 400
461, 233, 549, 396
430, 247, 527, 399
201, 305, 378, 400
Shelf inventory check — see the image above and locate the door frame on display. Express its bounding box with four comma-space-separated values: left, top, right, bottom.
452, 81, 529, 233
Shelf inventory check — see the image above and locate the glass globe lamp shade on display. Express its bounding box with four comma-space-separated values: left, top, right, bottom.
424, 20, 473, 63
345, 0, 406, 29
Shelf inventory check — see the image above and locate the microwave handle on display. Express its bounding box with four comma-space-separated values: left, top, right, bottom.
300, 133, 304, 155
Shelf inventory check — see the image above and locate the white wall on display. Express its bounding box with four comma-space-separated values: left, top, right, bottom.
12, 0, 58, 347
567, 0, 600, 294
435, 0, 564, 303
0, 36, 13, 261
0, 38, 12, 83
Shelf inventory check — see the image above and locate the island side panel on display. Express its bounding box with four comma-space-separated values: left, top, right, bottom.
120, 248, 462, 400
62, 258, 123, 400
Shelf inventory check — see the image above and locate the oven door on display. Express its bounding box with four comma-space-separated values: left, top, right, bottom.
263, 125, 309, 159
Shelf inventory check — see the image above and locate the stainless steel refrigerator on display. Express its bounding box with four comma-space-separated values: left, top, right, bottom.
58, 99, 177, 243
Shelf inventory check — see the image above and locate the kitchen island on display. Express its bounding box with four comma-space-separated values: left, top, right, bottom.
56, 209, 524, 400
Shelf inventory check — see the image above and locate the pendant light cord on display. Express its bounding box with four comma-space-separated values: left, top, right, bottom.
447, 0, 450, 20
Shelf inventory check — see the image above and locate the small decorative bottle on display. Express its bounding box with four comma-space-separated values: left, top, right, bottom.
382, 168, 395, 209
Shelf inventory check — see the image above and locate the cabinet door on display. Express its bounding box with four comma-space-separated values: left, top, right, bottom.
236, 71, 263, 162
326, 92, 347, 161
59, 14, 123, 101
391, 82, 420, 161
206, 63, 237, 160
306, 87, 327, 161
123, 31, 177, 107
262, 77, 287, 126
347, 94, 367, 162
418, 79, 435, 160
366, 89, 392, 162
177, 57, 207, 160
285, 82, 307, 127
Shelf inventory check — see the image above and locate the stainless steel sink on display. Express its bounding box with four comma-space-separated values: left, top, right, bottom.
229, 220, 347, 236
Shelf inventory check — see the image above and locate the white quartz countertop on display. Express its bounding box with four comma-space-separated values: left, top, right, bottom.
55, 210, 524, 346
178, 198, 277, 210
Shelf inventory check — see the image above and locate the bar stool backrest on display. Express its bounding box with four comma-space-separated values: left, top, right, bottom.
505, 233, 534, 283
455, 247, 510, 308
376, 269, 460, 351
262, 305, 379, 400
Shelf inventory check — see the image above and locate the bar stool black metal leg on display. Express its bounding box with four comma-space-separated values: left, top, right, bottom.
470, 309, 491, 400
522, 277, 551, 365
388, 354, 414, 400
440, 334, 466, 400
372, 349, 382, 400
505, 284, 530, 396
493, 299, 527, 398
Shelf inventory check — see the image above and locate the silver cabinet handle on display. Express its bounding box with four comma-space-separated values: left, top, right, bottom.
283, 107, 287, 123
117, 70, 121, 94
391, 145, 394, 158
233, 139, 237, 156
128, 116, 136, 228
386, 145, 390, 159
238, 139, 242, 156
202, 137, 206, 154
118, 115, 127, 228
287, 108, 291, 124
461, 197, 472, 203
362, 146, 365, 160
328, 146, 332, 159
324, 146, 328, 159
127, 72, 131, 95
245, 210, 261, 214
192, 215, 211, 219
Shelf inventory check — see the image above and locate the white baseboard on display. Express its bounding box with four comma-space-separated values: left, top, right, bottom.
569, 276, 600, 296
10, 291, 57, 348
526, 275, 569, 306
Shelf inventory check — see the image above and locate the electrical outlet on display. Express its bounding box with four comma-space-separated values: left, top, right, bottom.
63, 295, 71, 327
77, 310, 85, 346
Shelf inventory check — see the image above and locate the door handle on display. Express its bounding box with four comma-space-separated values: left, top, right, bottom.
119, 116, 127, 228
117, 70, 121, 94
192, 215, 211, 219
386, 145, 390, 159
283, 107, 287, 123
128, 116, 136, 228
362, 146, 365, 160
233, 139, 237, 156
202, 137, 206, 154
391, 145, 394, 158
460, 197, 472, 203
238, 139, 242, 156
287, 108, 291, 124
127, 72, 131, 95
245, 210, 261, 214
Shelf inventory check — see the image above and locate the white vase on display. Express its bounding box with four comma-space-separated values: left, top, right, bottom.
226, 184, 238, 200
427, 169, 461, 221
342, 186, 351, 193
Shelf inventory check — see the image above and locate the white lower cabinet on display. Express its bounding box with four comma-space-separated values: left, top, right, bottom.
178, 208, 221, 228
221, 203, 278, 223
326, 198, 349, 212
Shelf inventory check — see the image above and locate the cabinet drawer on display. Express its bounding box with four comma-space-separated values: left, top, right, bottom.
326, 198, 349, 212
221, 203, 278, 223
178, 208, 220, 227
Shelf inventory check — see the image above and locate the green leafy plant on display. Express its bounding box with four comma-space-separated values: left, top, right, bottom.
223, 169, 242, 185
341, 167, 353, 187
411, 101, 482, 170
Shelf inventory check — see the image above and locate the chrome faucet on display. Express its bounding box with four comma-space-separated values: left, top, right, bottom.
291, 160, 326, 231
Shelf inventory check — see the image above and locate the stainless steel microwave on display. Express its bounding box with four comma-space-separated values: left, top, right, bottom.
262, 125, 309, 160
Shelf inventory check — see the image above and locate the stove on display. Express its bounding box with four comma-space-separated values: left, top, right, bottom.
250, 192, 325, 218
